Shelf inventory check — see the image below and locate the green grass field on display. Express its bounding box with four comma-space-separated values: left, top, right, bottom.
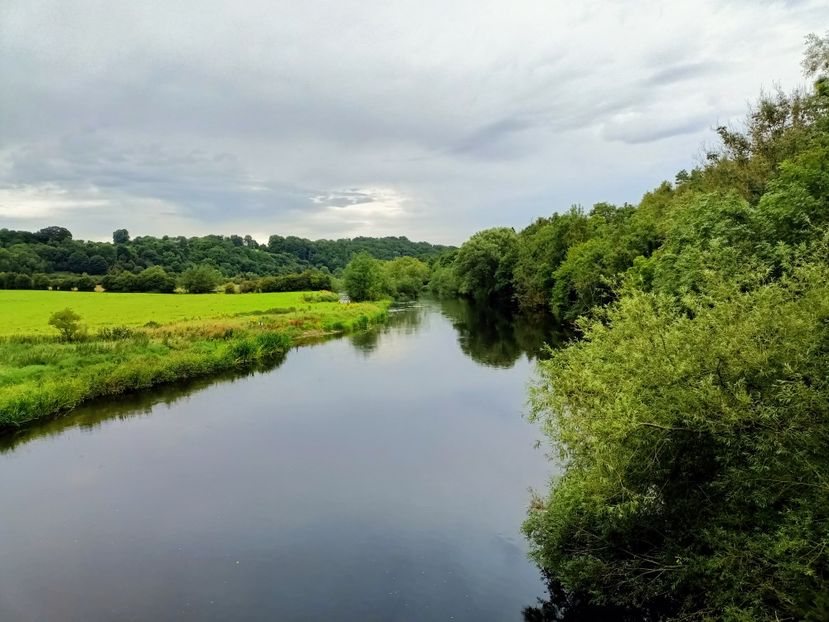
0, 290, 335, 335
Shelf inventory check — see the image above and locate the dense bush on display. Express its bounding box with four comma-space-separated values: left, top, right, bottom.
527, 258, 829, 619
136, 266, 176, 293
32, 274, 50, 290
238, 279, 259, 293
383, 256, 429, 299
47, 308, 84, 341
13, 273, 33, 289
75, 275, 96, 291
0, 272, 39, 289
301, 291, 340, 303
179, 264, 222, 294
102, 266, 176, 293
517, 36, 829, 620
258, 269, 332, 292
453, 227, 517, 303
343, 252, 385, 301
51, 275, 76, 291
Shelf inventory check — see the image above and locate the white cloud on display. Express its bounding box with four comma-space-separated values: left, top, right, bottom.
0, 184, 109, 219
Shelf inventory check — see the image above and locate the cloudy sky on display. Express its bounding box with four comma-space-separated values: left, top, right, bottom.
1, 1, 826, 244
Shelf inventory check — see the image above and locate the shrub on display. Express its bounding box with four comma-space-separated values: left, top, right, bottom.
343, 252, 385, 301
239, 279, 259, 293
254, 331, 291, 355
98, 326, 136, 340
102, 272, 134, 292
32, 274, 50, 290
383, 256, 429, 299
53, 276, 77, 291
224, 282, 237, 294
75, 274, 96, 291
48, 308, 84, 341
136, 266, 176, 293
180, 264, 222, 293
226, 338, 257, 364
13, 273, 33, 289
258, 270, 332, 293
302, 291, 339, 303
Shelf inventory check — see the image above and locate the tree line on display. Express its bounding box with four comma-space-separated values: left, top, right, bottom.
0, 227, 450, 289
441, 35, 828, 621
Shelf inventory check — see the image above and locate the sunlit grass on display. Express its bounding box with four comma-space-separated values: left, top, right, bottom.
0, 289, 337, 335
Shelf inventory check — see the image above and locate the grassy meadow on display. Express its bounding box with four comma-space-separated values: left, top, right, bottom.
0, 290, 336, 335
0, 290, 389, 429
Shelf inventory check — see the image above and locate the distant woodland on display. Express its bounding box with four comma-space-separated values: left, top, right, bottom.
0, 228, 451, 281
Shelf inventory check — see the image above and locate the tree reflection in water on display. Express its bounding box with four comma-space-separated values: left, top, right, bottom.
438, 297, 569, 368
522, 576, 657, 621
0, 354, 287, 454
1, 296, 589, 621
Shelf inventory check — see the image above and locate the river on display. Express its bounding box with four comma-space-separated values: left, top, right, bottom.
0, 298, 562, 621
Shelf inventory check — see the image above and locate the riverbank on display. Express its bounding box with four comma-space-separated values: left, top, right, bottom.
0, 292, 389, 429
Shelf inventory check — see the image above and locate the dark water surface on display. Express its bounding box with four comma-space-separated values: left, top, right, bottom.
0, 299, 559, 621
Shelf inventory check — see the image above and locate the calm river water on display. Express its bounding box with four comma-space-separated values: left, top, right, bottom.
0, 298, 561, 621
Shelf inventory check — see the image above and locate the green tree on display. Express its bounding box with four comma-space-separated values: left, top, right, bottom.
549, 203, 656, 322
48, 308, 84, 341
383, 256, 429, 299
136, 266, 176, 293
67, 250, 88, 273
428, 250, 460, 298
35, 226, 72, 243
343, 252, 384, 301
526, 261, 829, 620
75, 274, 96, 291
180, 264, 221, 293
13, 273, 33, 289
513, 208, 591, 310
112, 229, 130, 244
87, 254, 109, 275
454, 227, 518, 303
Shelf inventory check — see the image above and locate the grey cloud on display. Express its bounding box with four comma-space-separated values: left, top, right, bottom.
646, 61, 721, 86
313, 191, 377, 208
0, 0, 825, 243
601, 113, 712, 145
449, 117, 537, 160
3, 134, 316, 224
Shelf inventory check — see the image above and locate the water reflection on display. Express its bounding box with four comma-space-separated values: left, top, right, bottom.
0, 356, 287, 455
521, 577, 652, 621
0, 296, 569, 621
438, 297, 567, 368
348, 303, 427, 355
1, 305, 431, 451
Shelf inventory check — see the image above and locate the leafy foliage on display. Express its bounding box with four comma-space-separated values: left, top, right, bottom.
343, 252, 386, 301
383, 256, 430, 300
454, 227, 518, 303
515, 36, 829, 621
179, 264, 222, 293
47, 308, 83, 342
527, 260, 829, 620
0, 228, 450, 283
